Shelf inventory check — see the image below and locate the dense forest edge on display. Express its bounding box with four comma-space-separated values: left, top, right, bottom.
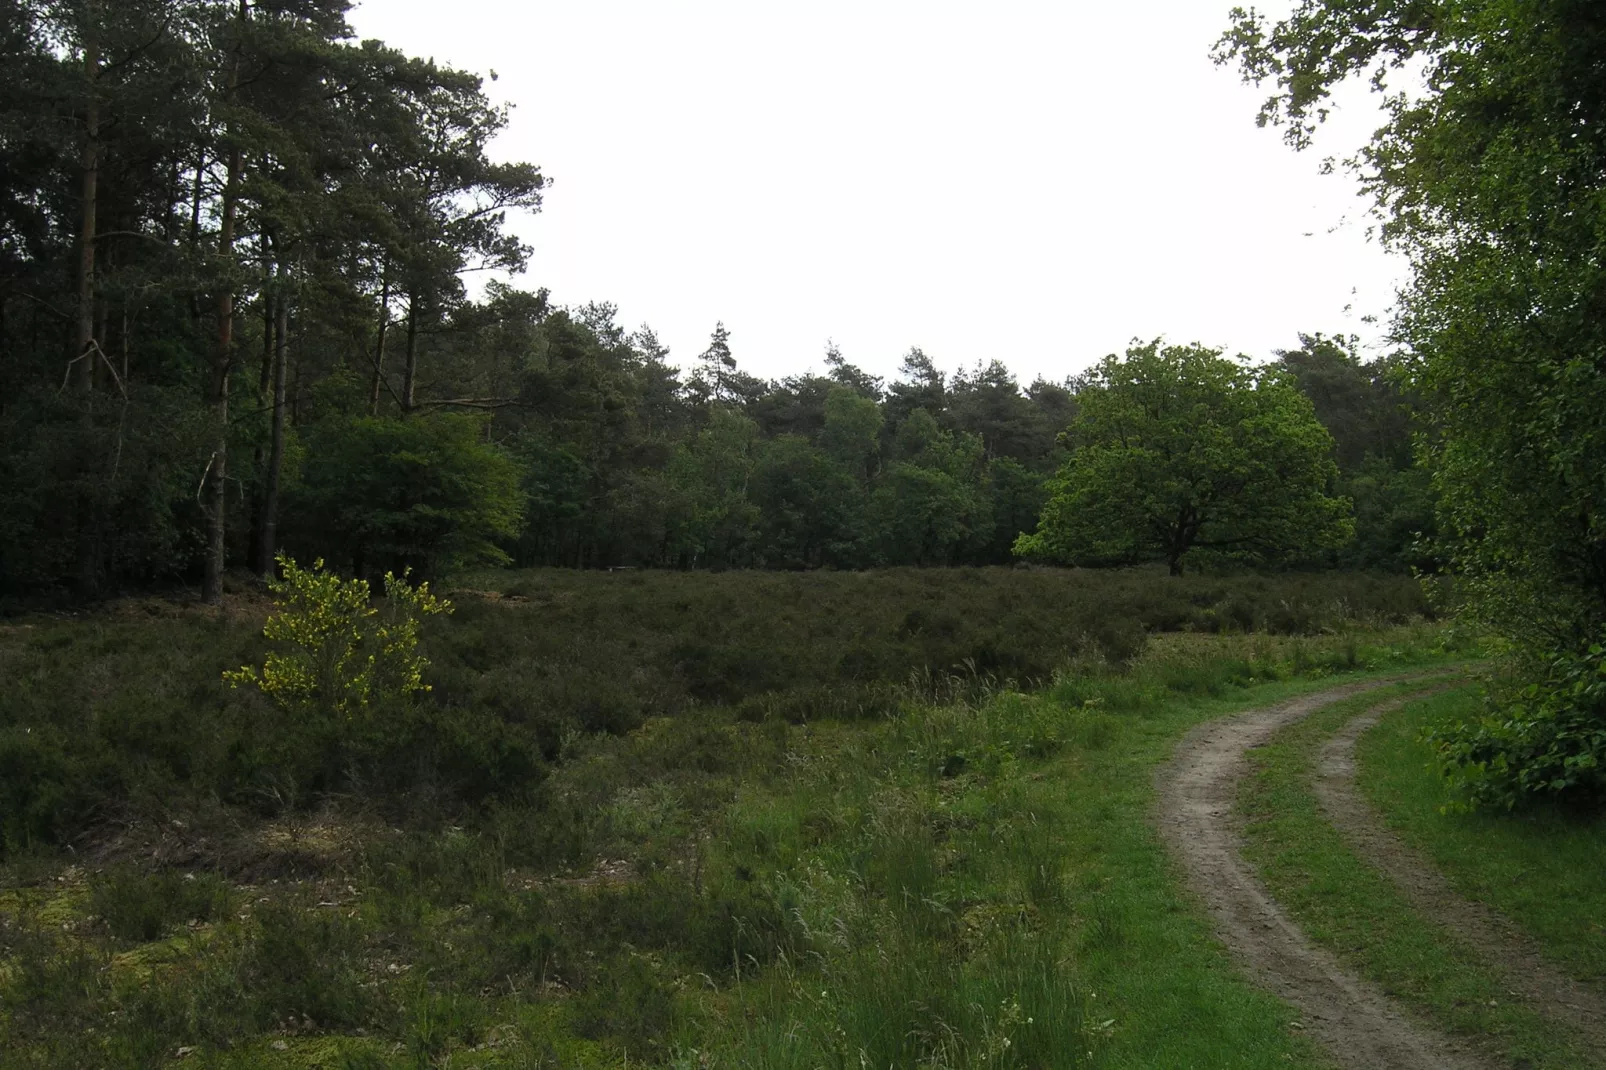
0, 2, 1430, 596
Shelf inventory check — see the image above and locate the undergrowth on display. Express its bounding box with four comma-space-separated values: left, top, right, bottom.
0, 566, 1432, 858
0, 576, 1467, 1066
1361, 687, 1606, 986
1428, 643, 1606, 810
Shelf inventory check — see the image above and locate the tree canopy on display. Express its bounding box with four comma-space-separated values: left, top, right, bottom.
1015, 342, 1352, 575
0, 0, 1438, 596
1218, 0, 1606, 803
1218, 0, 1606, 649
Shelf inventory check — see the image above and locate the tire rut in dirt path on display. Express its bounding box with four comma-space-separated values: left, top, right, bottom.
1155, 675, 1499, 1070
1318, 697, 1606, 1057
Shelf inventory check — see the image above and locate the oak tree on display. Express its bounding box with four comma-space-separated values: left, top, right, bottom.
1015, 341, 1351, 575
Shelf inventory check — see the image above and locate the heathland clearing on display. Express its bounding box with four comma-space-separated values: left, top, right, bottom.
6, 567, 1598, 1067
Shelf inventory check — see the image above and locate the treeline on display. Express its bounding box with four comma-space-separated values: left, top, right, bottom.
0, 0, 1429, 596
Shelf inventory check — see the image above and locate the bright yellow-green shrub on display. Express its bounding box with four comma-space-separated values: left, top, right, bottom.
225, 553, 452, 717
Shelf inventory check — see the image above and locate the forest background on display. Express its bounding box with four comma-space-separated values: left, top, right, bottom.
0, 0, 1433, 598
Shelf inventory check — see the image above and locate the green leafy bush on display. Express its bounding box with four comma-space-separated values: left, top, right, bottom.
226, 554, 452, 719
287, 413, 523, 578
1431, 642, 1606, 809
214, 556, 550, 813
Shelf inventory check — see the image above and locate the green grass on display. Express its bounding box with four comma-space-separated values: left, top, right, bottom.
668, 630, 1468, 1068
0, 567, 1471, 1067
1358, 687, 1606, 986
1239, 684, 1603, 1070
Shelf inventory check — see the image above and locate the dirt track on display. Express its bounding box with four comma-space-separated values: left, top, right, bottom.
1154, 677, 1499, 1070
1316, 699, 1606, 1057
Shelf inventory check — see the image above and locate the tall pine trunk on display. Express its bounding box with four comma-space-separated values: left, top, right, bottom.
202, 145, 239, 604
73, 23, 101, 598
368, 269, 389, 415
258, 282, 288, 575
401, 291, 419, 413
203, 2, 246, 605
73, 37, 99, 388
187, 150, 205, 322
246, 285, 273, 570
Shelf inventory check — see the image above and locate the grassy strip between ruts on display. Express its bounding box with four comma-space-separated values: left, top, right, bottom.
1357, 687, 1606, 991
1239, 683, 1604, 1070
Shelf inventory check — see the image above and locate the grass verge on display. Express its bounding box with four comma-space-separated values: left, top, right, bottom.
1358, 686, 1606, 987
678, 630, 1464, 1068
1239, 683, 1603, 1070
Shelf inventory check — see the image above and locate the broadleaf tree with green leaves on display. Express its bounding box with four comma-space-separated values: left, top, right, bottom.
1217, 0, 1606, 803
1015, 341, 1352, 576
288, 412, 523, 580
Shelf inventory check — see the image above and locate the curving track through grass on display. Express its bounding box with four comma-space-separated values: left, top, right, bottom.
1206, 677, 1606, 1069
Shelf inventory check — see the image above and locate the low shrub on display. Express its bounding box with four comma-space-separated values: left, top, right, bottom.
89, 866, 234, 943
439, 566, 1431, 740
0, 917, 107, 1026
224, 554, 451, 719
0, 566, 1433, 855
353, 703, 545, 810
0, 726, 110, 857
1088, 614, 1149, 665
403, 985, 490, 1063
1430, 641, 1606, 809
241, 898, 377, 1030
570, 952, 678, 1055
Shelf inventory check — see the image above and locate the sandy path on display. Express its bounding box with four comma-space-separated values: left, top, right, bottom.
1317, 697, 1606, 1056
1154, 676, 1499, 1070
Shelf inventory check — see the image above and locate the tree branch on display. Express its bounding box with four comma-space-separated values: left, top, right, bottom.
409, 396, 523, 410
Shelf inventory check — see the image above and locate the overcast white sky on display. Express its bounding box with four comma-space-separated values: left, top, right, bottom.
347, 0, 1404, 386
